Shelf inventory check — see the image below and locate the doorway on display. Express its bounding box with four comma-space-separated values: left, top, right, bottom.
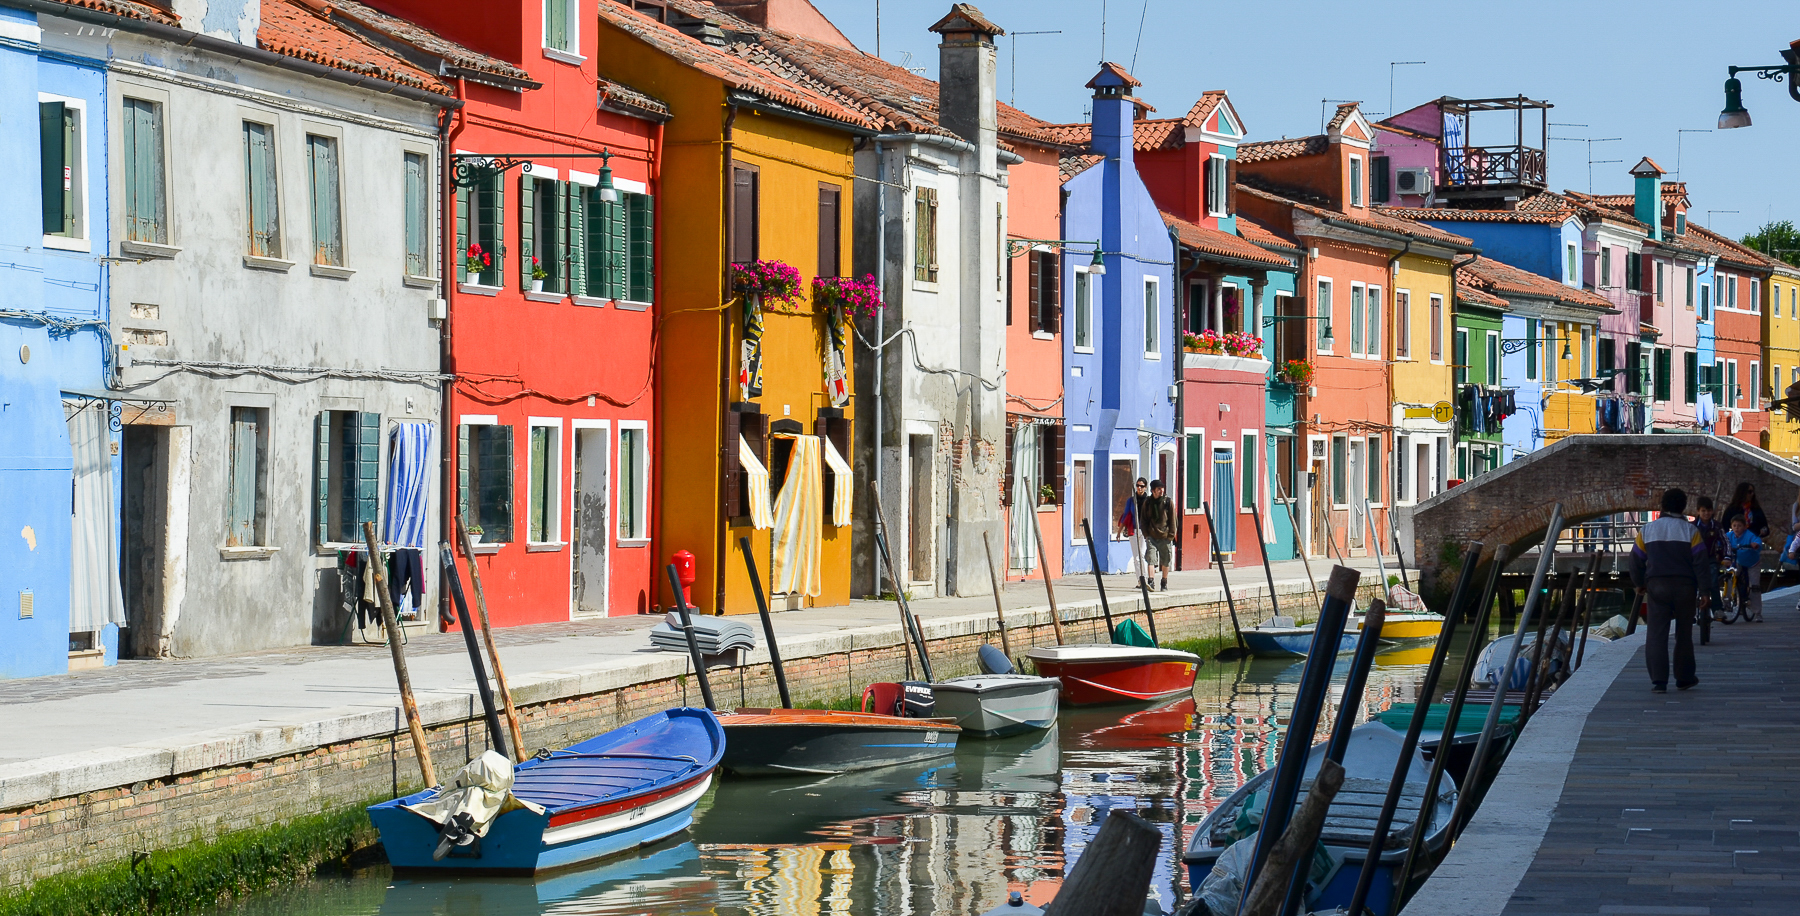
908, 434, 933, 584
1348, 439, 1366, 550
571, 426, 609, 618
1308, 440, 1328, 558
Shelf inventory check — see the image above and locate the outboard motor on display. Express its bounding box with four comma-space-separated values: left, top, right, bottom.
899, 681, 936, 717
978, 644, 1016, 675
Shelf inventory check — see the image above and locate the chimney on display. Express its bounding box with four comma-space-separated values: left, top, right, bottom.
1629, 157, 1665, 241
670, 9, 729, 47
1085, 62, 1143, 171
929, 5, 1003, 154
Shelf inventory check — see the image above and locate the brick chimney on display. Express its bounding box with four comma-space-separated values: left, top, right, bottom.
929, 4, 1002, 155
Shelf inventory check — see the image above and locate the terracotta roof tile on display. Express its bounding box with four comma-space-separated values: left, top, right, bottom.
1238, 134, 1329, 163
1325, 102, 1360, 132
1183, 91, 1226, 128
37, 0, 179, 26
1684, 222, 1779, 272
1235, 215, 1299, 252
1240, 184, 1477, 250
1372, 120, 1434, 142
259, 0, 448, 94
1461, 257, 1614, 312
1087, 61, 1142, 88
1455, 274, 1510, 309
596, 77, 673, 121
928, 3, 1004, 37
1559, 190, 1647, 230
324, 0, 534, 87
1379, 204, 1573, 226
1060, 152, 1102, 182
1163, 212, 1294, 269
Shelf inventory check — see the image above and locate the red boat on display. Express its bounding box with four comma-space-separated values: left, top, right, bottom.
1025, 645, 1200, 706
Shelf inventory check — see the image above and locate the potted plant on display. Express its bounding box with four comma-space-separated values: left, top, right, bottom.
731, 259, 804, 307
465, 524, 484, 545
1038, 483, 1056, 505
464, 243, 491, 281
812, 274, 885, 319
529, 256, 548, 293
1223, 331, 1264, 357
1277, 359, 1314, 386
1183, 329, 1224, 354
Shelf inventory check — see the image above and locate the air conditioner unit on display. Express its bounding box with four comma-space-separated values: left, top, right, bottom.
1394, 167, 1433, 196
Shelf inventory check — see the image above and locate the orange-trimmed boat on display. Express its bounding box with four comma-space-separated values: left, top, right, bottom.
1025, 645, 1200, 706
716, 707, 960, 776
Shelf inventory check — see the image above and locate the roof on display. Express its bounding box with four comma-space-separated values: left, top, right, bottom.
1559, 190, 1648, 231
596, 77, 674, 121
1087, 61, 1142, 89
1461, 257, 1614, 312
43, 0, 178, 27
1629, 156, 1665, 177
323, 0, 534, 87
1455, 274, 1510, 309
1238, 134, 1329, 164
597, 0, 877, 130
1380, 204, 1573, 226
1325, 102, 1360, 132
1235, 215, 1300, 252
1372, 120, 1435, 142
259, 0, 448, 95
1241, 185, 1477, 250
1162, 212, 1295, 269
1184, 91, 1227, 128
1060, 152, 1102, 182
1584, 183, 1690, 212
1684, 222, 1779, 272
928, 3, 1004, 37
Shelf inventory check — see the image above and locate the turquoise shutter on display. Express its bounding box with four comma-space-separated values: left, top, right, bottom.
1184, 433, 1203, 511
568, 182, 587, 296
121, 100, 140, 240
40, 101, 67, 236
356, 412, 381, 531
547, 0, 569, 50
455, 183, 470, 283
123, 99, 165, 243
606, 197, 627, 300
315, 413, 331, 545
628, 193, 654, 302
457, 424, 471, 526
519, 174, 535, 290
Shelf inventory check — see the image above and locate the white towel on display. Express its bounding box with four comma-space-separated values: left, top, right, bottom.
821, 434, 853, 528
740, 434, 774, 530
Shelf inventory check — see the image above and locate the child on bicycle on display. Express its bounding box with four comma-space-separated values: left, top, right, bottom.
1693, 497, 1726, 639
1725, 515, 1765, 622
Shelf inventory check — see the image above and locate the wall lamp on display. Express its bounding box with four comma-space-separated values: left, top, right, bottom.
451, 149, 623, 190
1005, 238, 1107, 274
1718, 39, 1800, 129
1500, 335, 1579, 358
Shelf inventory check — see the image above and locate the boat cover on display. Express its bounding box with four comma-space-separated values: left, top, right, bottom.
401, 751, 545, 838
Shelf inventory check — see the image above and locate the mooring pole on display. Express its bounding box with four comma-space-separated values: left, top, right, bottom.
1203, 501, 1248, 655
1251, 502, 1283, 618
665, 563, 716, 711
739, 536, 791, 709
455, 517, 524, 760
1029, 515, 1066, 645
982, 532, 1015, 658
440, 542, 511, 760
1081, 518, 1118, 640
363, 522, 434, 788
871, 488, 929, 681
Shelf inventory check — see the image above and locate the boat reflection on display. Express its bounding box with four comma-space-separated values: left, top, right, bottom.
374, 839, 705, 915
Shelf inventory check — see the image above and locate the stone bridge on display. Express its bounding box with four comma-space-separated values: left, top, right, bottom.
1402, 435, 1800, 597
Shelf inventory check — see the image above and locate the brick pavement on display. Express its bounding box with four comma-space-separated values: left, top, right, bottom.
1497, 588, 1800, 915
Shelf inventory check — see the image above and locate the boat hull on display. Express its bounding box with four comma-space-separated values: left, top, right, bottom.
1026, 646, 1199, 706
1359, 613, 1445, 641
1240, 627, 1360, 658
719, 709, 960, 775
929, 676, 1060, 737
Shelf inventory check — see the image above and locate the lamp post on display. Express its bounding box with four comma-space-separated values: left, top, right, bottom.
1717, 39, 1800, 129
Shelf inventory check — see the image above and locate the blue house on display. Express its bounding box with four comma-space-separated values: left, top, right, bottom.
1, 4, 122, 678
1059, 63, 1177, 575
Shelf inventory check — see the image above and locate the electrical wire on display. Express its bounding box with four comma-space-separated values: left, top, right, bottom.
127, 358, 448, 386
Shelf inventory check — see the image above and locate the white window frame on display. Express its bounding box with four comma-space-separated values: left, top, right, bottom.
1182, 426, 1206, 514
1580, 326, 1592, 379
1071, 457, 1093, 543
1394, 433, 1411, 506
1543, 321, 1558, 383
1073, 266, 1094, 353
1365, 284, 1383, 358
1348, 281, 1366, 357
526, 417, 564, 548
1331, 433, 1350, 508
1207, 153, 1229, 218
1486, 330, 1500, 386
1751, 280, 1760, 314
1108, 455, 1138, 542
542, 0, 585, 65
1143, 275, 1161, 359
39, 92, 92, 252
1394, 288, 1412, 360
616, 420, 650, 545
1348, 154, 1364, 207
1239, 430, 1262, 518
1751, 362, 1761, 409
1366, 433, 1384, 509
1565, 241, 1578, 285
1316, 277, 1335, 355
1428, 294, 1445, 364
568, 418, 611, 615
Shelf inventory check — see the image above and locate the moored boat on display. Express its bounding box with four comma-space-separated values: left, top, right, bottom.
368, 707, 724, 874
717, 708, 960, 776
929, 646, 1060, 738
1025, 644, 1199, 705
1375, 702, 1519, 789
1238, 615, 1361, 658
1356, 610, 1445, 642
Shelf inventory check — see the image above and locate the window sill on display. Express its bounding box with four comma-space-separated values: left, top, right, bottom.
468, 542, 503, 555
1144, 352, 1161, 361
310, 263, 355, 280
542, 46, 587, 66
458, 283, 499, 297
220, 546, 278, 561
1073, 346, 1095, 355
1036, 504, 1058, 513
524, 290, 567, 303
572, 295, 608, 308
616, 537, 651, 548
404, 274, 439, 289
1031, 330, 1056, 340
616, 299, 652, 312
526, 541, 567, 553
42, 235, 91, 253
912, 279, 941, 294
120, 240, 180, 260
243, 255, 295, 273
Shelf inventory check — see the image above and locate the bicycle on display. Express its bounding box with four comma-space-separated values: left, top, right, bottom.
1717, 564, 1756, 625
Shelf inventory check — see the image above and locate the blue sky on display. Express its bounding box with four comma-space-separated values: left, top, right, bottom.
813, 0, 1798, 240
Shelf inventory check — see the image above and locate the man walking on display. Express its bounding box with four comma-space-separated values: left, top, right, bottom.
1629, 488, 1711, 693
1142, 480, 1177, 591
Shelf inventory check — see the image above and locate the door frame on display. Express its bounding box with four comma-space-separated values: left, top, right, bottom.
569, 419, 610, 619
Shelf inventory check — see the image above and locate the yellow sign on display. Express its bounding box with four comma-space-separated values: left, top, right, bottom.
1432, 401, 1454, 423
1403, 407, 1434, 419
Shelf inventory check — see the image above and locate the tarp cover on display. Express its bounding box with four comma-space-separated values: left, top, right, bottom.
401, 751, 544, 837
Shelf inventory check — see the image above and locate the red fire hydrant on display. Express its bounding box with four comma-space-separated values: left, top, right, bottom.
671, 550, 696, 608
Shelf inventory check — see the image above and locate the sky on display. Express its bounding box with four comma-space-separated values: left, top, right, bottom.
812, 0, 1799, 241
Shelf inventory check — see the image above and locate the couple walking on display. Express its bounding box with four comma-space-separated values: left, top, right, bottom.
1119, 478, 1176, 591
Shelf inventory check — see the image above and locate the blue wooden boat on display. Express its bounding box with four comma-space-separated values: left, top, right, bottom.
1239, 616, 1361, 658
369, 708, 724, 874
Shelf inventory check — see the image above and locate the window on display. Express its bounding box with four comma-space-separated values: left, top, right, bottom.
1109, 459, 1136, 539
242, 120, 281, 258
404, 152, 430, 277
1073, 267, 1093, 349
1365, 285, 1381, 357
1526, 321, 1538, 380
1071, 459, 1091, 541
1240, 432, 1258, 511
1751, 281, 1760, 313
1349, 283, 1364, 355
1028, 249, 1060, 335
1700, 281, 1711, 320
1485, 332, 1500, 385
1348, 155, 1363, 207
1036, 423, 1063, 505
305, 134, 343, 267
1675, 212, 1686, 235
1206, 155, 1229, 217
577, 183, 655, 302
1182, 432, 1204, 511
1750, 363, 1761, 409
1653, 348, 1671, 402
40, 97, 86, 243
314, 411, 380, 545
1727, 274, 1738, 309
1429, 295, 1443, 361
1728, 360, 1739, 406
121, 97, 166, 244
1331, 434, 1347, 506
1598, 337, 1616, 387
528, 422, 562, 544
1274, 436, 1297, 502
1684, 351, 1698, 404
1371, 155, 1390, 203
1366, 435, 1382, 505
1655, 261, 1665, 303
1626, 252, 1641, 292
459, 423, 515, 544
817, 182, 840, 279
1454, 329, 1468, 385
1580, 327, 1592, 378
522, 174, 563, 292
1395, 434, 1410, 503
1685, 267, 1695, 310
1275, 293, 1302, 366
1599, 246, 1611, 289
227, 407, 269, 547
1316, 279, 1334, 353
1624, 342, 1642, 394
1543, 322, 1557, 383
456, 167, 504, 286
1143, 277, 1159, 356
731, 162, 758, 266
1565, 242, 1577, 283
1394, 291, 1410, 358
543, 0, 576, 55
1790, 285, 1796, 318
1715, 359, 1727, 401
914, 186, 939, 282
618, 424, 648, 540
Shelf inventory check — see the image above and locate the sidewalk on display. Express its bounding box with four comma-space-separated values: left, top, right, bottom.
0, 556, 1379, 768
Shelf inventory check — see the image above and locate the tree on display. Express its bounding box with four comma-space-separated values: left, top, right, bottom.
1742, 220, 1800, 266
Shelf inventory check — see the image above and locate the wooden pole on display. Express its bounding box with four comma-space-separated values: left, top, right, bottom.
872, 488, 933, 682
1041, 810, 1163, 916
1028, 513, 1065, 645
981, 532, 1014, 658
1251, 502, 1283, 618
1390, 514, 1413, 592
664, 563, 716, 711
1080, 518, 1117, 639
439, 543, 511, 760
455, 517, 524, 760
738, 535, 792, 708
363, 522, 435, 788
1203, 501, 1248, 656
1241, 758, 1346, 916
1275, 475, 1322, 617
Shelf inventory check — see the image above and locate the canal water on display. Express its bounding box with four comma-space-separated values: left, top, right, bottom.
216, 640, 1469, 916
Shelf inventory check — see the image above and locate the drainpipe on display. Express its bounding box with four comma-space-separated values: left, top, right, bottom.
438, 79, 470, 629
715, 103, 737, 615
648, 118, 666, 614
872, 138, 887, 596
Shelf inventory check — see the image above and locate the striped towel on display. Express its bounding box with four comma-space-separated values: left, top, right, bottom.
771, 435, 822, 597
385, 421, 436, 548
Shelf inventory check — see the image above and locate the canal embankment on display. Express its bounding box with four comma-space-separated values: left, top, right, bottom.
0, 559, 1382, 889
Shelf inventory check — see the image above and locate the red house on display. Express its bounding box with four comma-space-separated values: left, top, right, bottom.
357, 0, 670, 623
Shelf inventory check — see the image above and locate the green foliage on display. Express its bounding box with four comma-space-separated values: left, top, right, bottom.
1741, 220, 1799, 267
1162, 634, 1237, 659
1439, 539, 1464, 570
801, 693, 866, 712
0, 802, 380, 916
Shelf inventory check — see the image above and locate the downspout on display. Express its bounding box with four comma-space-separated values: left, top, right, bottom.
648, 118, 666, 614
872, 138, 886, 595
439, 79, 469, 628
715, 101, 738, 615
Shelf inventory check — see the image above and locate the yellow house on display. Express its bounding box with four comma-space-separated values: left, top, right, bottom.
596, 5, 871, 613
1388, 250, 1461, 482
1765, 258, 1800, 461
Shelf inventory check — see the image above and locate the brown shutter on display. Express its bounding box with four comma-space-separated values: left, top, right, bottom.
1003, 422, 1015, 506
1226, 159, 1238, 213
731, 165, 758, 266
1006, 251, 1014, 325
1027, 252, 1041, 331
724, 409, 743, 518
1045, 251, 1062, 334
1050, 423, 1066, 504
817, 183, 840, 278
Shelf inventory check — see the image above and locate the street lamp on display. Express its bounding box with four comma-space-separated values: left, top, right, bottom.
1717, 39, 1800, 129
597, 150, 619, 203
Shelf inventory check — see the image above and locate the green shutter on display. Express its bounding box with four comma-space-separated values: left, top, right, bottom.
40, 101, 68, 236
1184, 434, 1203, 511
518, 174, 535, 290
478, 172, 505, 285
405, 153, 427, 277
455, 183, 470, 283
1684, 351, 1698, 404
584, 186, 605, 294
551, 181, 568, 292
568, 183, 587, 297
1242, 437, 1258, 510
606, 196, 627, 300
548, 0, 569, 50
628, 193, 654, 302
123, 99, 165, 244
356, 411, 381, 531
315, 413, 332, 545
457, 424, 472, 525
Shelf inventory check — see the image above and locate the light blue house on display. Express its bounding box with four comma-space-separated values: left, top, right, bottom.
1060, 63, 1177, 575
1, 4, 121, 678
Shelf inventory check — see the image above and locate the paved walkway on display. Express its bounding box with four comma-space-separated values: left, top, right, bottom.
0, 556, 1379, 769
1407, 587, 1800, 915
